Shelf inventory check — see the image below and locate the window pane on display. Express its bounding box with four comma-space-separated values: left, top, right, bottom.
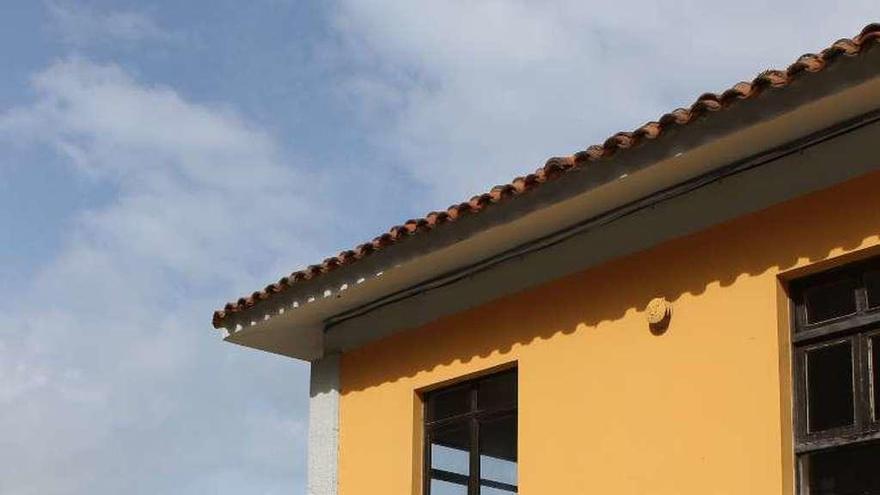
803, 279, 857, 324
481, 487, 516, 495
866, 270, 880, 309
430, 479, 468, 495
872, 335, 880, 421
478, 371, 517, 411
806, 342, 854, 432
430, 423, 470, 477
428, 386, 471, 421
806, 441, 880, 494
480, 415, 517, 493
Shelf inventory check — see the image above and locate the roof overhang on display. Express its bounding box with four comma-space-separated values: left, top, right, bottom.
222, 44, 880, 361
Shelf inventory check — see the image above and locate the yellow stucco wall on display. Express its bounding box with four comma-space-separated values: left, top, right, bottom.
338, 170, 880, 495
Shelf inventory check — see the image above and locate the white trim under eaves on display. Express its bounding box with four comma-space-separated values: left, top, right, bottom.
223, 65, 880, 362
328, 108, 880, 329
325, 111, 880, 353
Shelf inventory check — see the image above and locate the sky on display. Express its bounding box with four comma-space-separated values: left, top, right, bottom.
0, 1, 877, 493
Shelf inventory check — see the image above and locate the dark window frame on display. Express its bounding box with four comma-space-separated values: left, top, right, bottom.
423, 368, 517, 495
791, 258, 880, 493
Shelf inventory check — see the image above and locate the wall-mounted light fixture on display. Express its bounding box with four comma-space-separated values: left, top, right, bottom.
645, 297, 672, 334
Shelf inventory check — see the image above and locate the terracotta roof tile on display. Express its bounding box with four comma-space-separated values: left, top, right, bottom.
213, 23, 880, 329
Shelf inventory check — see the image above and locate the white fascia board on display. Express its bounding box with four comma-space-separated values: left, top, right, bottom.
326, 115, 880, 352
221, 52, 880, 362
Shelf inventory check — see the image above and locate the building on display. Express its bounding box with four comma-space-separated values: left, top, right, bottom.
212, 24, 880, 495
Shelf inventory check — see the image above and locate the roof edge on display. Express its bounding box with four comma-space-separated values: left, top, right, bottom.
213, 22, 880, 329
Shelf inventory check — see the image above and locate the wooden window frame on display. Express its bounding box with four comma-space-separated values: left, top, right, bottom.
790, 258, 880, 493
423, 368, 517, 495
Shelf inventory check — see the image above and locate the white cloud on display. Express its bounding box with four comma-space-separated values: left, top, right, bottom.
46, 1, 173, 46
333, 0, 880, 204
0, 58, 322, 494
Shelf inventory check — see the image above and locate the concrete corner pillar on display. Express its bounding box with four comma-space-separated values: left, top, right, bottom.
307, 353, 340, 495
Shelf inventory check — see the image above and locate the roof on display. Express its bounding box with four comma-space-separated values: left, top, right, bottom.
213, 22, 880, 329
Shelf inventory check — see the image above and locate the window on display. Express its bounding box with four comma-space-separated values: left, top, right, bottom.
791, 259, 880, 494
424, 369, 517, 495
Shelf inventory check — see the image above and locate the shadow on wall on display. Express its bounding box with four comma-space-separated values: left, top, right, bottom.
339, 169, 880, 394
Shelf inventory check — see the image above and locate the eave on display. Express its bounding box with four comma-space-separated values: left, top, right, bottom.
219, 28, 880, 362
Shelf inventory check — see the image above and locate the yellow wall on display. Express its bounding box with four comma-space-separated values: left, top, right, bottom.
338, 171, 880, 495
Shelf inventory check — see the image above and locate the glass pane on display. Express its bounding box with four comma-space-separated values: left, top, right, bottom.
803, 278, 857, 324
806, 342, 854, 432
872, 335, 880, 421
428, 386, 471, 421
478, 371, 517, 411
430, 479, 468, 495
806, 441, 880, 494
480, 415, 517, 493
866, 270, 880, 309
430, 423, 470, 494
481, 487, 516, 495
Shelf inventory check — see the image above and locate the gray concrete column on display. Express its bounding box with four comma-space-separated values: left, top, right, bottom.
307, 353, 340, 495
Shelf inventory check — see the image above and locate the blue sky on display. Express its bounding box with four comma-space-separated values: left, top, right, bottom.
1, 1, 877, 493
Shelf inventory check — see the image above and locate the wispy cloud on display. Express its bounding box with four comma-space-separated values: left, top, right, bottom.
0, 58, 326, 494
46, 1, 174, 46
333, 0, 879, 205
